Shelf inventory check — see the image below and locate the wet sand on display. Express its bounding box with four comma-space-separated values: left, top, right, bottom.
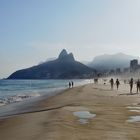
1, 83, 140, 140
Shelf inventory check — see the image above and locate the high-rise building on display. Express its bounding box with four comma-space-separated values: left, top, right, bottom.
130, 59, 138, 72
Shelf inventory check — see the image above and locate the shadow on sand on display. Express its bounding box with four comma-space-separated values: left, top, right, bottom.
119, 92, 139, 96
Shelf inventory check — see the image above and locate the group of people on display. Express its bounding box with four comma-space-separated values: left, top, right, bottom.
129, 78, 140, 93
110, 78, 120, 90
68, 78, 140, 93
109, 78, 140, 93
69, 81, 74, 88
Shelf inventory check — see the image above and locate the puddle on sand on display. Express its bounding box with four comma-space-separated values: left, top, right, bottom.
127, 116, 140, 123
73, 111, 96, 124
126, 106, 140, 110
79, 119, 89, 124
126, 106, 140, 113
129, 110, 140, 113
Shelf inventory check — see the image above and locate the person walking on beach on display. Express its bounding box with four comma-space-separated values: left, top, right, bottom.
94, 78, 98, 84
116, 79, 120, 90
110, 78, 114, 90
69, 82, 71, 88
136, 79, 140, 93
71, 81, 74, 88
129, 78, 134, 93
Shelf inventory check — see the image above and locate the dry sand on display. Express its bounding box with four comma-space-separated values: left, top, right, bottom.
1, 83, 140, 140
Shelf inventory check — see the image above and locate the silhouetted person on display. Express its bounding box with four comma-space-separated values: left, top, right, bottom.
129, 78, 133, 93
94, 78, 98, 84
136, 79, 140, 93
116, 79, 120, 90
71, 81, 74, 88
110, 78, 114, 90
69, 82, 71, 88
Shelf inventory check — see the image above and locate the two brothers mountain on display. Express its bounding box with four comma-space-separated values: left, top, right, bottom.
8, 49, 95, 79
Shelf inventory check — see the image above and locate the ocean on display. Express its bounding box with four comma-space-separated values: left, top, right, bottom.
0, 79, 91, 119
0, 79, 91, 117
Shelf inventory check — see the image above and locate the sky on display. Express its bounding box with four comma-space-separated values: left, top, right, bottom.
1, 0, 140, 78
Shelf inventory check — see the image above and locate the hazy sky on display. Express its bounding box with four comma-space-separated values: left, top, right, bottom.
1, 0, 140, 78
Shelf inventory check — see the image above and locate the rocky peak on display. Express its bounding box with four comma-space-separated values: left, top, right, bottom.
58, 49, 68, 59
67, 53, 75, 61
58, 49, 75, 61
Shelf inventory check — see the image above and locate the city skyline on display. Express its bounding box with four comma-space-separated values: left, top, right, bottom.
1, 0, 140, 77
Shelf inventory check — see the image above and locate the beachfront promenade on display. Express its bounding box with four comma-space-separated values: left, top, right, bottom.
0, 82, 140, 140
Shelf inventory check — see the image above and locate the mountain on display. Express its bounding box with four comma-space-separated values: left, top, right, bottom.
8, 49, 95, 79
38, 57, 56, 65
88, 53, 140, 71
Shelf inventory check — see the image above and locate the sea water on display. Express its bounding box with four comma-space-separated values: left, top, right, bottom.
0, 79, 91, 117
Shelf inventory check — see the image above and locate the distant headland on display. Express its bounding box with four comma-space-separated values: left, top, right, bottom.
7, 49, 140, 79
8, 49, 95, 79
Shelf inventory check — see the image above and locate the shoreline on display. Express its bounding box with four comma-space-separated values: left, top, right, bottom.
0, 82, 89, 119
0, 79, 91, 111
1, 83, 140, 139
0, 88, 67, 119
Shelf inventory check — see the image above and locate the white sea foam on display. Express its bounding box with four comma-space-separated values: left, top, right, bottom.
0, 102, 6, 107
0, 93, 41, 106
0, 79, 89, 108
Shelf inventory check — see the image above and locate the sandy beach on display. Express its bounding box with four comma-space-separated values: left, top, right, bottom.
1, 82, 140, 140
